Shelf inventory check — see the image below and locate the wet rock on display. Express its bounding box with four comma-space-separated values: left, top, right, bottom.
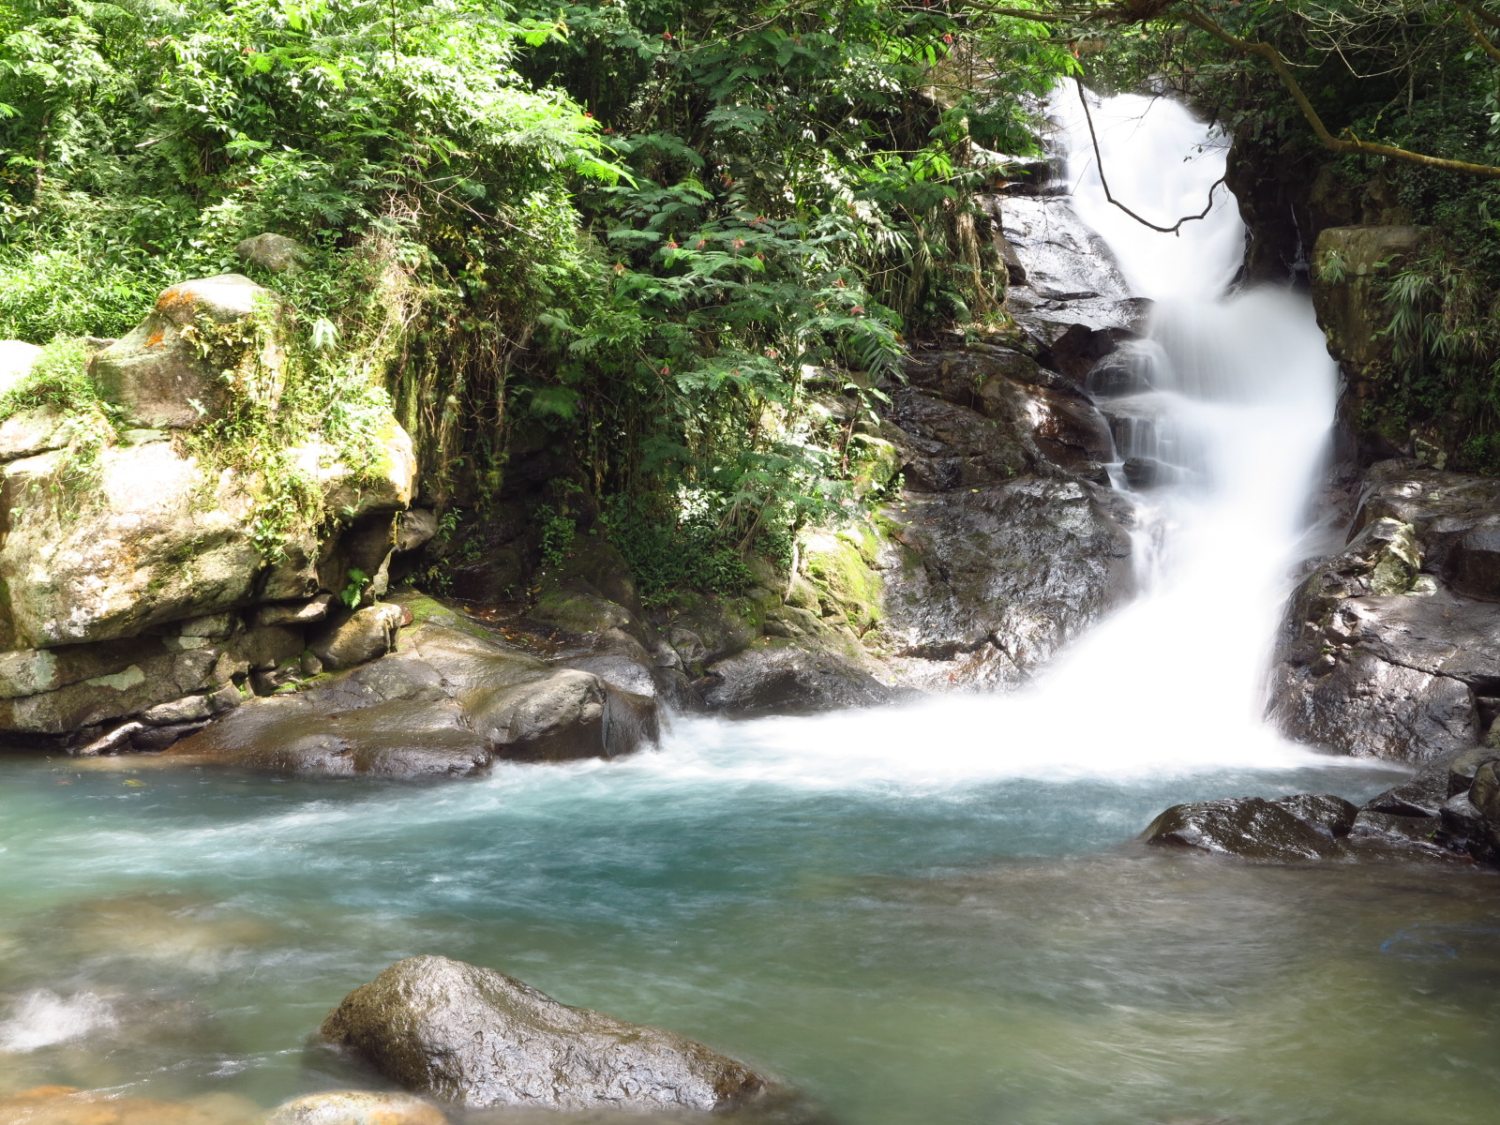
1272, 793, 1359, 838
265, 1090, 448, 1125
320, 955, 773, 1113
310, 603, 409, 671
165, 597, 658, 778
1346, 810, 1450, 857
1438, 792, 1488, 840
1142, 798, 1343, 861
1266, 469, 1500, 762
1363, 762, 1454, 818
702, 643, 895, 718
875, 477, 1132, 690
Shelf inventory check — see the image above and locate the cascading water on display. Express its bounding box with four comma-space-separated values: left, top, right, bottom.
993, 84, 1345, 766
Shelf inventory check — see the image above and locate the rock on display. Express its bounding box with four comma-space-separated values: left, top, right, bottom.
90, 274, 287, 430
1447, 746, 1500, 792
702, 642, 895, 718
1363, 761, 1454, 817
1311, 225, 1429, 398
396, 508, 440, 553
1272, 793, 1359, 837
0, 339, 41, 394
164, 597, 659, 778
0, 442, 260, 649
1471, 760, 1500, 821
1141, 798, 1343, 861
1346, 810, 1451, 857
255, 594, 336, 628
874, 477, 1132, 690
319, 955, 773, 1113
234, 232, 309, 274
469, 667, 658, 763
1438, 792, 1488, 840
0, 1088, 260, 1125
1267, 463, 1500, 763
310, 603, 408, 671
264, 1091, 448, 1125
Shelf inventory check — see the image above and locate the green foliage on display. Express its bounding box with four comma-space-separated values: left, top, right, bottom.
602, 494, 754, 604
340, 567, 371, 610
0, 336, 93, 417
0, 336, 120, 492
1377, 245, 1500, 469
535, 504, 577, 571
2, 0, 1081, 594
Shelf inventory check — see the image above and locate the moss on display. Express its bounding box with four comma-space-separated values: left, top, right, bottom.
800, 523, 884, 633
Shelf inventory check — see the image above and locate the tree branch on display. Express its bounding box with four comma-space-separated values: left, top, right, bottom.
1180, 4, 1500, 178
1457, 3, 1500, 62
1073, 78, 1226, 233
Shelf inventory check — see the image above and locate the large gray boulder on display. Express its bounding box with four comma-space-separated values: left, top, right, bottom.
0, 440, 261, 649
1268, 462, 1500, 763
319, 955, 773, 1113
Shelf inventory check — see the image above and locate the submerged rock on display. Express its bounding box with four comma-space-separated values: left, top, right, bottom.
320, 955, 774, 1114
265, 1091, 448, 1125
0, 1087, 260, 1125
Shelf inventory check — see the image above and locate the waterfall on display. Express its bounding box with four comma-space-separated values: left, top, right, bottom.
1012, 85, 1340, 758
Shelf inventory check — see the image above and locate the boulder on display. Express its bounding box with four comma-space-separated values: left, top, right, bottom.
164, 597, 658, 778
0, 338, 41, 394
874, 477, 1132, 690
1268, 463, 1500, 762
1272, 793, 1359, 838
1141, 797, 1344, 861
264, 1091, 447, 1125
701, 642, 895, 718
235, 232, 309, 274
0, 442, 260, 649
310, 603, 409, 671
1310, 226, 1429, 437
319, 955, 773, 1113
90, 274, 287, 430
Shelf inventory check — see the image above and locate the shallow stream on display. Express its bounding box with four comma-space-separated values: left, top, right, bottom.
3, 729, 1497, 1124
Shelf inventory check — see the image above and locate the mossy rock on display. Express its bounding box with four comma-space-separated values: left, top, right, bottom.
800, 523, 884, 633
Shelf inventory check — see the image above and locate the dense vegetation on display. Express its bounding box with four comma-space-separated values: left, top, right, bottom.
0, 0, 1076, 595
3, 0, 1499, 593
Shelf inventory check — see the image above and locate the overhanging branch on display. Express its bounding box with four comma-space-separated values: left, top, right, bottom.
1073, 78, 1226, 233
1180, 4, 1500, 178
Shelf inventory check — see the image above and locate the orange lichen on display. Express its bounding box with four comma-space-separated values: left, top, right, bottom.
145, 328, 166, 348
